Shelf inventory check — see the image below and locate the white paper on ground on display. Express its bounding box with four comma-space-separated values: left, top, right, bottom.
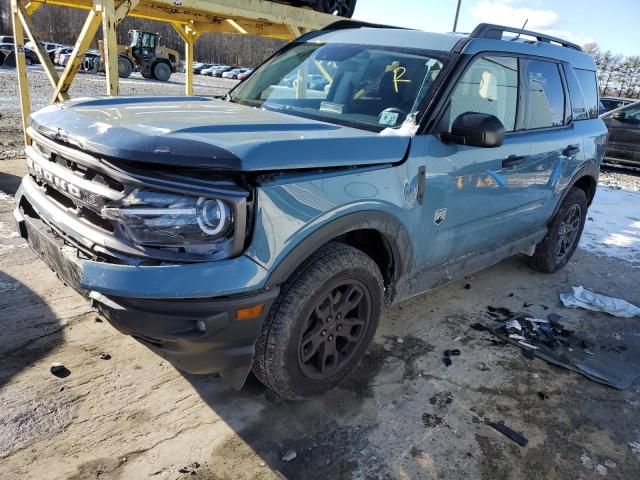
560, 285, 640, 318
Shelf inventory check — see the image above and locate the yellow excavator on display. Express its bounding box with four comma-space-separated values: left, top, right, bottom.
87, 30, 180, 81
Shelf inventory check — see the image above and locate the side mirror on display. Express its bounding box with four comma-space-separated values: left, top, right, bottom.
611, 111, 627, 121
440, 112, 505, 148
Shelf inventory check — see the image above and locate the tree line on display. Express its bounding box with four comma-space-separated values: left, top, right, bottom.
0, 0, 285, 67
583, 43, 640, 99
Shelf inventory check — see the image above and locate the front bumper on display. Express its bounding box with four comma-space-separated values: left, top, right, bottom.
14, 181, 279, 388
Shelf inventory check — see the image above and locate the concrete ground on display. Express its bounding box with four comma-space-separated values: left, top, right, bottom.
1, 66, 639, 480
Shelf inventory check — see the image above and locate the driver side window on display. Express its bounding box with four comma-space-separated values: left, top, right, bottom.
448, 56, 518, 132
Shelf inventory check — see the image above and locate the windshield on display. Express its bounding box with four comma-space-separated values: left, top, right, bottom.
231, 42, 448, 131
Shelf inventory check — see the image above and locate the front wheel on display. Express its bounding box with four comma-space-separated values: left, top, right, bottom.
118, 57, 133, 78
528, 187, 588, 273
152, 62, 172, 82
253, 242, 383, 400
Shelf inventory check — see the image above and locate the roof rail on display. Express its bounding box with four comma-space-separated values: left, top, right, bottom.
468, 23, 583, 51
322, 20, 406, 31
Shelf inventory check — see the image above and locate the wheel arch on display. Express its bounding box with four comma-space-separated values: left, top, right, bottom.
264, 210, 413, 303
549, 164, 599, 223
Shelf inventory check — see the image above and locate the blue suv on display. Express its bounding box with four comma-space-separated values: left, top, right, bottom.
14, 22, 607, 399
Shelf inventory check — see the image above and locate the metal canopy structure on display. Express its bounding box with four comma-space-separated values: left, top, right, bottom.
9, 0, 342, 143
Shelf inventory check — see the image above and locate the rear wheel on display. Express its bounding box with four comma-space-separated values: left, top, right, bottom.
118, 57, 133, 78
315, 0, 357, 17
152, 62, 172, 82
253, 242, 383, 400
528, 187, 587, 273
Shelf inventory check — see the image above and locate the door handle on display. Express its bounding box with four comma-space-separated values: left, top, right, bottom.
502, 155, 527, 168
563, 145, 580, 157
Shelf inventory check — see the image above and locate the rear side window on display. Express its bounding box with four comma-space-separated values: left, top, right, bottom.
563, 66, 589, 121
522, 60, 566, 129
574, 69, 599, 119
448, 56, 518, 132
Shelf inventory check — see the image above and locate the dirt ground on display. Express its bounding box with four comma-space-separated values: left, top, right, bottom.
1, 66, 640, 480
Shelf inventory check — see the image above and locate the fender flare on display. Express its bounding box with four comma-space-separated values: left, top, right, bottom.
264, 210, 414, 291
549, 163, 599, 222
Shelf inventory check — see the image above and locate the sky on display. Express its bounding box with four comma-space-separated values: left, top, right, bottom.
353, 0, 639, 56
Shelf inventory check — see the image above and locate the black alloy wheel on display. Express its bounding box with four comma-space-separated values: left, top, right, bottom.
555, 203, 582, 262
297, 280, 372, 380
253, 242, 383, 400
529, 187, 588, 273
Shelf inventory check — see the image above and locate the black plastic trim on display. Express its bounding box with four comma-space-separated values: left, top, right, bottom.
264, 210, 413, 300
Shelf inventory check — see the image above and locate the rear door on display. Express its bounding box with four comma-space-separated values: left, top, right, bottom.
507, 58, 584, 230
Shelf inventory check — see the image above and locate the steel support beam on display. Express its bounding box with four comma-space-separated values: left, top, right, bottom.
10, 0, 31, 145
172, 22, 201, 95
99, 0, 119, 95
17, 6, 68, 100
51, 5, 103, 102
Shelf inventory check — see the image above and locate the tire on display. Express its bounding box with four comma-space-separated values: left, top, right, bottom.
118, 57, 133, 78
529, 187, 588, 273
253, 242, 383, 400
25, 56, 33, 66
315, 0, 357, 17
152, 62, 172, 82
141, 71, 154, 79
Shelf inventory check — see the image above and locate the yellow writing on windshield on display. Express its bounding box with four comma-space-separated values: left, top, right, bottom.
392, 67, 411, 93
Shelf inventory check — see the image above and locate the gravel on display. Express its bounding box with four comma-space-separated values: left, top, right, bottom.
0, 64, 238, 112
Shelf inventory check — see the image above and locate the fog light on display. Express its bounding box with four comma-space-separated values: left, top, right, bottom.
195, 320, 207, 332
236, 304, 265, 321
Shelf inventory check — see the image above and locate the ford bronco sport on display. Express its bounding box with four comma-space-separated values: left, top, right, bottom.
14, 22, 607, 400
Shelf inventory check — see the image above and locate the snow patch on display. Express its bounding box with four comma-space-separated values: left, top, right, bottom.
579, 187, 640, 267
0, 222, 19, 239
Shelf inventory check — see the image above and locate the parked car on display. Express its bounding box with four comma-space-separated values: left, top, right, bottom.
600, 96, 636, 113
602, 101, 640, 167
211, 66, 236, 77
0, 43, 39, 65
15, 22, 606, 400
0, 35, 29, 44
236, 69, 254, 81
54, 47, 73, 65
222, 68, 252, 79
58, 52, 72, 67
281, 72, 329, 90
275, 0, 356, 17
193, 63, 214, 74
26, 41, 63, 56
201, 64, 225, 76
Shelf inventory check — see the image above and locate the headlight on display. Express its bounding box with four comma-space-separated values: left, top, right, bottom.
102, 189, 233, 251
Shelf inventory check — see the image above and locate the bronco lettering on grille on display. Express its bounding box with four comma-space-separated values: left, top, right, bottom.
27, 156, 83, 199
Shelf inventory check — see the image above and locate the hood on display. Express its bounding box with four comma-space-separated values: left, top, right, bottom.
30, 96, 411, 172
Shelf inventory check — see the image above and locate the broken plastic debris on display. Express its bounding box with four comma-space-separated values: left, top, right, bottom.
505, 319, 522, 334
560, 286, 640, 318
525, 317, 549, 324
282, 450, 297, 462
50, 362, 71, 378
486, 421, 528, 447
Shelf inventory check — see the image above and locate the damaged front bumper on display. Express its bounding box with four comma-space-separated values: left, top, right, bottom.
14, 181, 279, 388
